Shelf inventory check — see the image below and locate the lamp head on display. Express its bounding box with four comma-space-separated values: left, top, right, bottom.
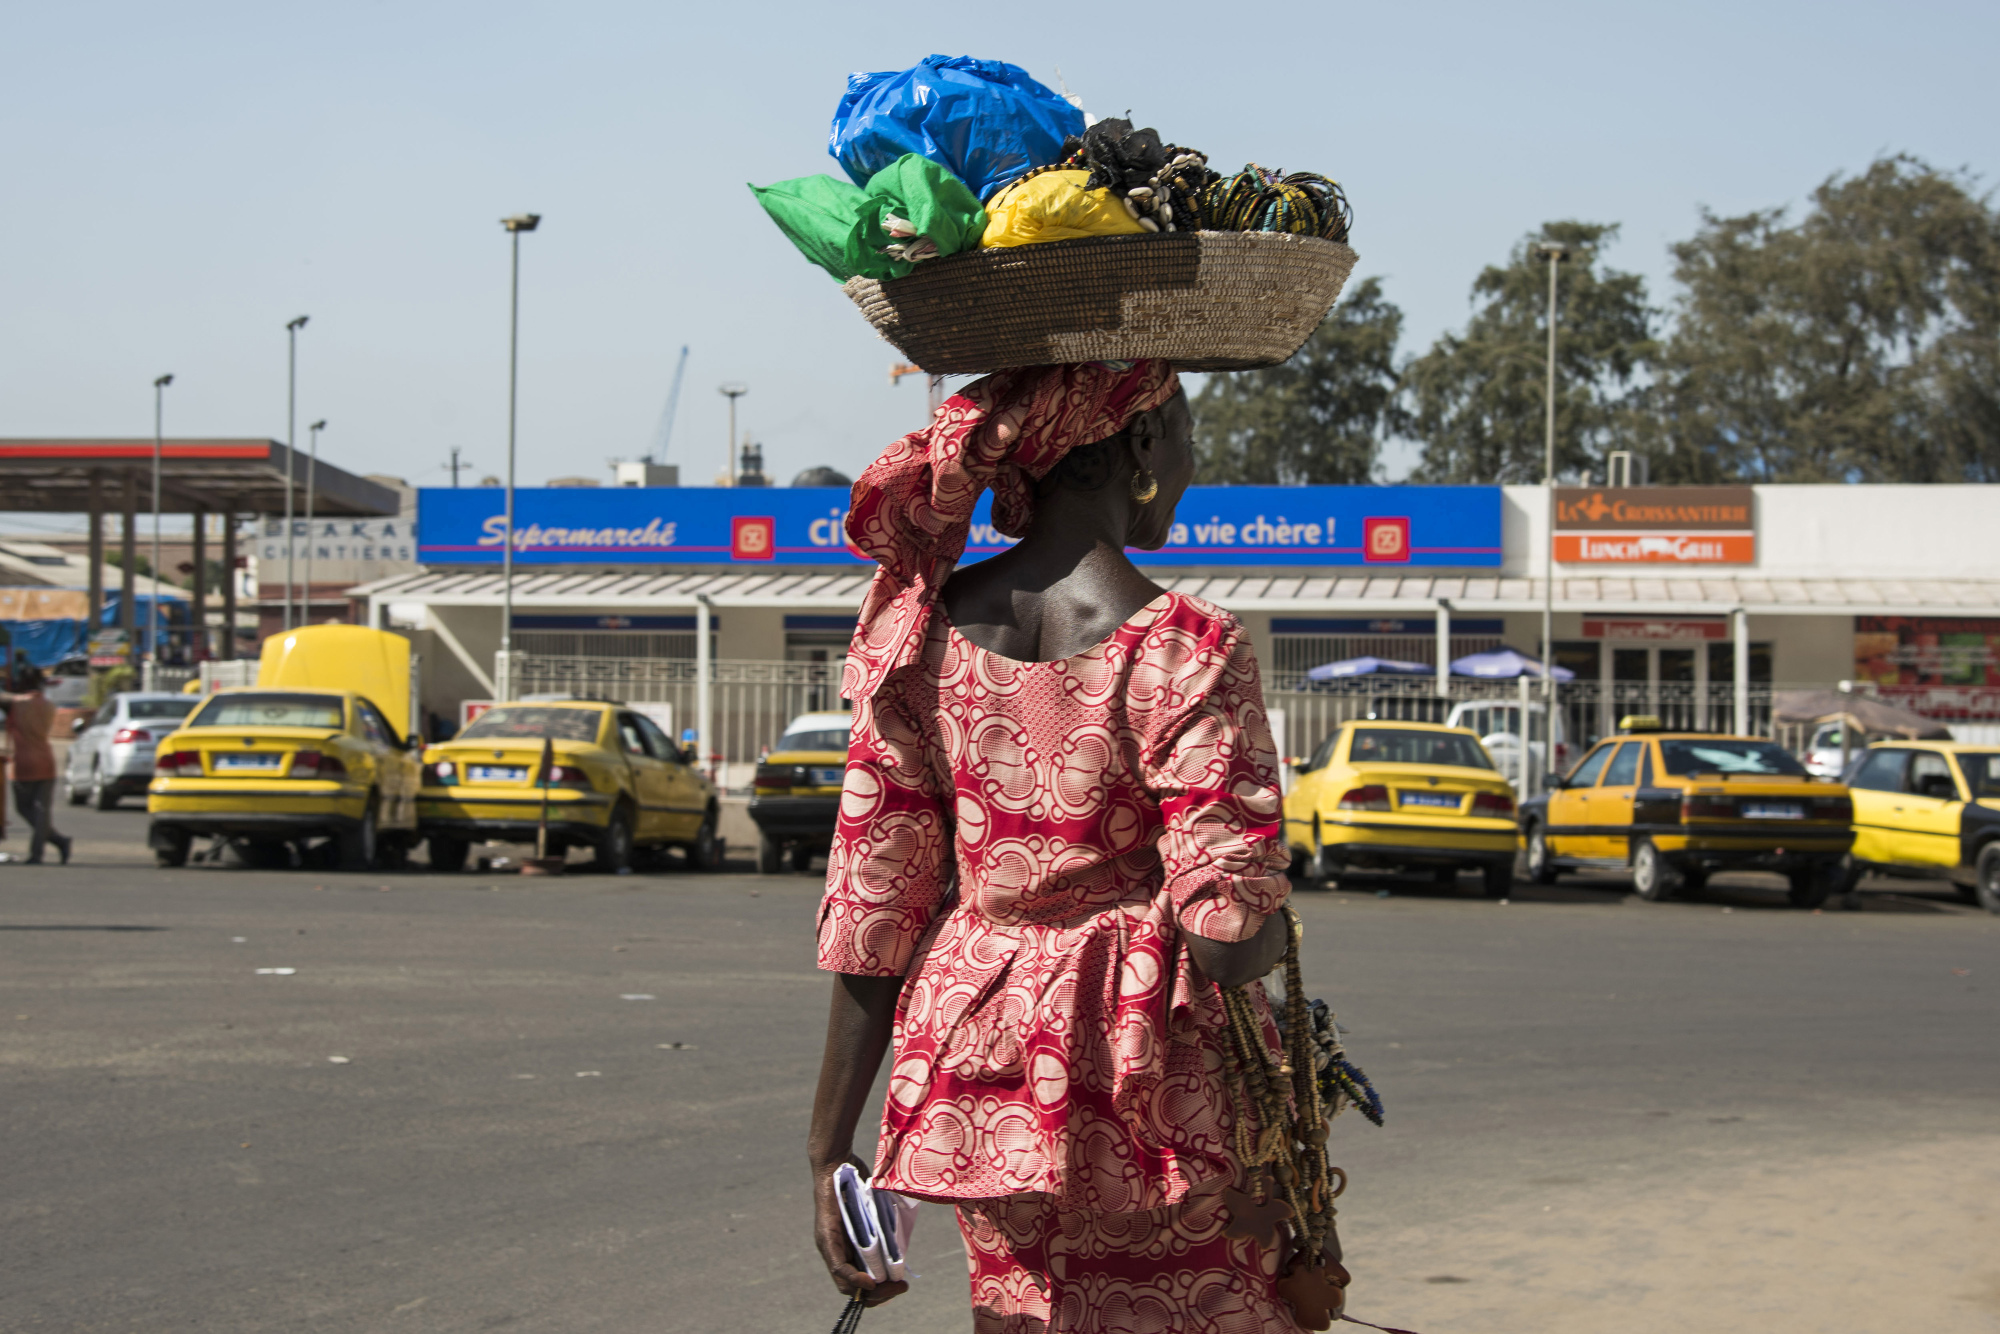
287, 315, 310, 331
1536, 242, 1569, 261
717, 381, 748, 399
154, 373, 173, 388
310, 420, 327, 432
502, 213, 542, 233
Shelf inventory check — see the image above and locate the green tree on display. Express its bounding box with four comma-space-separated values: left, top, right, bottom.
1648, 155, 2000, 482
1407, 222, 1655, 483
103, 550, 156, 579
1190, 276, 1408, 484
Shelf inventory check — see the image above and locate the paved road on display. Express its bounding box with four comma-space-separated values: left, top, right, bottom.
4, 801, 1997, 1332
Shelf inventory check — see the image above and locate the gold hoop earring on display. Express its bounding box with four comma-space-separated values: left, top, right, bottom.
1130, 469, 1159, 504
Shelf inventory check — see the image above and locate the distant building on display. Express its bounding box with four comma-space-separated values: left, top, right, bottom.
255, 473, 419, 638
614, 461, 680, 487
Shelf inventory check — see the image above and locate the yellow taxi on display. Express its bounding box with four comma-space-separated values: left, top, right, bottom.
1284, 720, 1520, 896
1519, 717, 1854, 907
1843, 741, 2000, 912
147, 688, 421, 870
748, 711, 851, 874
418, 701, 719, 873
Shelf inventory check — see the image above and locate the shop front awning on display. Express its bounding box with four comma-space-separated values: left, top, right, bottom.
351, 568, 2000, 618
0, 440, 401, 517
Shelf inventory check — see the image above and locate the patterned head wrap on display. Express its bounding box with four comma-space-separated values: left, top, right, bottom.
842, 359, 1181, 706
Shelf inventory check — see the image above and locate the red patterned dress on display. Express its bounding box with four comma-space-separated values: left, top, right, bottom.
817, 591, 1299, 1333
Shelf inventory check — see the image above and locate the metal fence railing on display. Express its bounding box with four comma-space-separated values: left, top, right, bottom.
142, 662, 199, 694
508, 655, 849, 792
500, 655, 1994, 794
1265, 677, 1798, 777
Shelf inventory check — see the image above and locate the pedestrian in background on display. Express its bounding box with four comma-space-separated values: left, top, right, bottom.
3, 665, 74, 865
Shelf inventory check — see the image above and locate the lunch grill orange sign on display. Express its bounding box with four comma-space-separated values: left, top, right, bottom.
1552, 486, 1754, 564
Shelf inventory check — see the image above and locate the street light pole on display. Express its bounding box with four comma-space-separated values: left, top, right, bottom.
1535, 242, 1566, 799
284, 315, 309, 632
498, 213, 541, 702
151, 374, 173, 664
304, 420, 326, 626
718, 383, 747, 487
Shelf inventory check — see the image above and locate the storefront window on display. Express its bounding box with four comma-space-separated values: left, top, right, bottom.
1707, 641, 1772, 683
1553, 641, 1600, 681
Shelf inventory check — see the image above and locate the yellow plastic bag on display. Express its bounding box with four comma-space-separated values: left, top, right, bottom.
979, 170, 1147, 248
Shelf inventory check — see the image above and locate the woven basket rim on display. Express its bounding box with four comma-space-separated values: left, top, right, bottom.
849, 229, 1353, 293
842, 231, 1358, 374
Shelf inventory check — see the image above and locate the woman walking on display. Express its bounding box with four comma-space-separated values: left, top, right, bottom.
808, 360, 1310, 1332
3, 665, 73, 865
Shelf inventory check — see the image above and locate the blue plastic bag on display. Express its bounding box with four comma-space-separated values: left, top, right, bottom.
830, 55, 1084, 203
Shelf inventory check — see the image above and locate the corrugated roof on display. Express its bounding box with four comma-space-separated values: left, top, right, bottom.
349, 569, 2000, 617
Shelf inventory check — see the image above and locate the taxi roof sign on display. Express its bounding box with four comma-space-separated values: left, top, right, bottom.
1618, 714, 1666, 733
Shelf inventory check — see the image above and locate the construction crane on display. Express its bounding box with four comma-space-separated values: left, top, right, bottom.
647, 345, 691, 463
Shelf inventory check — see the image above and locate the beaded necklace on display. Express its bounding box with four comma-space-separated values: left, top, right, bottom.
1218, 905, 1343, 1271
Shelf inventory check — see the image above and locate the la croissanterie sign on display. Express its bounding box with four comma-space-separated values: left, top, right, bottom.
417, 485, 1504, 568
1552, 486, 1755, 564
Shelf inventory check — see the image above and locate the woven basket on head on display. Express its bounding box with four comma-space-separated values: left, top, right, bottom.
841, 230, 1358, 374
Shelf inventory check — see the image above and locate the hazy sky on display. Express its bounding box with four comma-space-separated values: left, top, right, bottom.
4, 1, 1994, 523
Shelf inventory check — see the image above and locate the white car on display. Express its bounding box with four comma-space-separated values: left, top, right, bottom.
64, 691, 200, 809
1443, 699, 1569, 787
1801, 722, 1862, 779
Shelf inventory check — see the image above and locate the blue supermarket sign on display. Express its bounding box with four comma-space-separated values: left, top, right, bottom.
417, 485, 1502, 568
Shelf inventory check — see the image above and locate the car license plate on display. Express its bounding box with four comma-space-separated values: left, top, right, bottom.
469, 765, 527, 782
812, 767, 845, 786
1400, 790, 1461, 809
1743, 801, 1804, 820
215, 753, 278, 771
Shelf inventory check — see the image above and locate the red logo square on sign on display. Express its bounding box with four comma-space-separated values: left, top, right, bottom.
1363, 516, 1410, 563
731, 516, 776, 561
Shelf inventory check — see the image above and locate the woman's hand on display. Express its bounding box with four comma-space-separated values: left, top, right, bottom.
1184, 904, 1291, 989
811, 1154, 909, 1306
807, 974, 906, 1303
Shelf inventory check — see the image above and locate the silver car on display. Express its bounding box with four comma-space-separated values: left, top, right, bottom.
64, 691, 200, 810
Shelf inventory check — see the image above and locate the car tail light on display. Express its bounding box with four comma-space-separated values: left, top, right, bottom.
541, 764, 592, 788
1472, 791, 1515, 817
113, 727, 153, 745
755, 763, 806, 789
431, 761, 458, 785
288, 750, 347, 780
155, 749, 202, 777
1683, 792, 1735, 820
1337, 784, 1391, 812
1811, 795, 1853, 822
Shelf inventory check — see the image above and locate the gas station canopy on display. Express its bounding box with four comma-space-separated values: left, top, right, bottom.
0, 440, 400, 516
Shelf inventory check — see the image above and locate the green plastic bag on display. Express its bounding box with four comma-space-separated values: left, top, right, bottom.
750, 154, 986, 282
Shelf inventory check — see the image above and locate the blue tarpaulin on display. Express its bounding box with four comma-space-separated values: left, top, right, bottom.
0, 594, 187, 667
0, 618, 87, 667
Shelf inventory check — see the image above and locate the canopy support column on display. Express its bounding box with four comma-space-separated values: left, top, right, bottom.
221, 509, 238, 660
191, 505, 208, 660
696, 593, 713, 784
1732, 608, 1749, 736
1435, 599, 1452, 699
120, 473, 138, 660
86, 469, 104, 636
